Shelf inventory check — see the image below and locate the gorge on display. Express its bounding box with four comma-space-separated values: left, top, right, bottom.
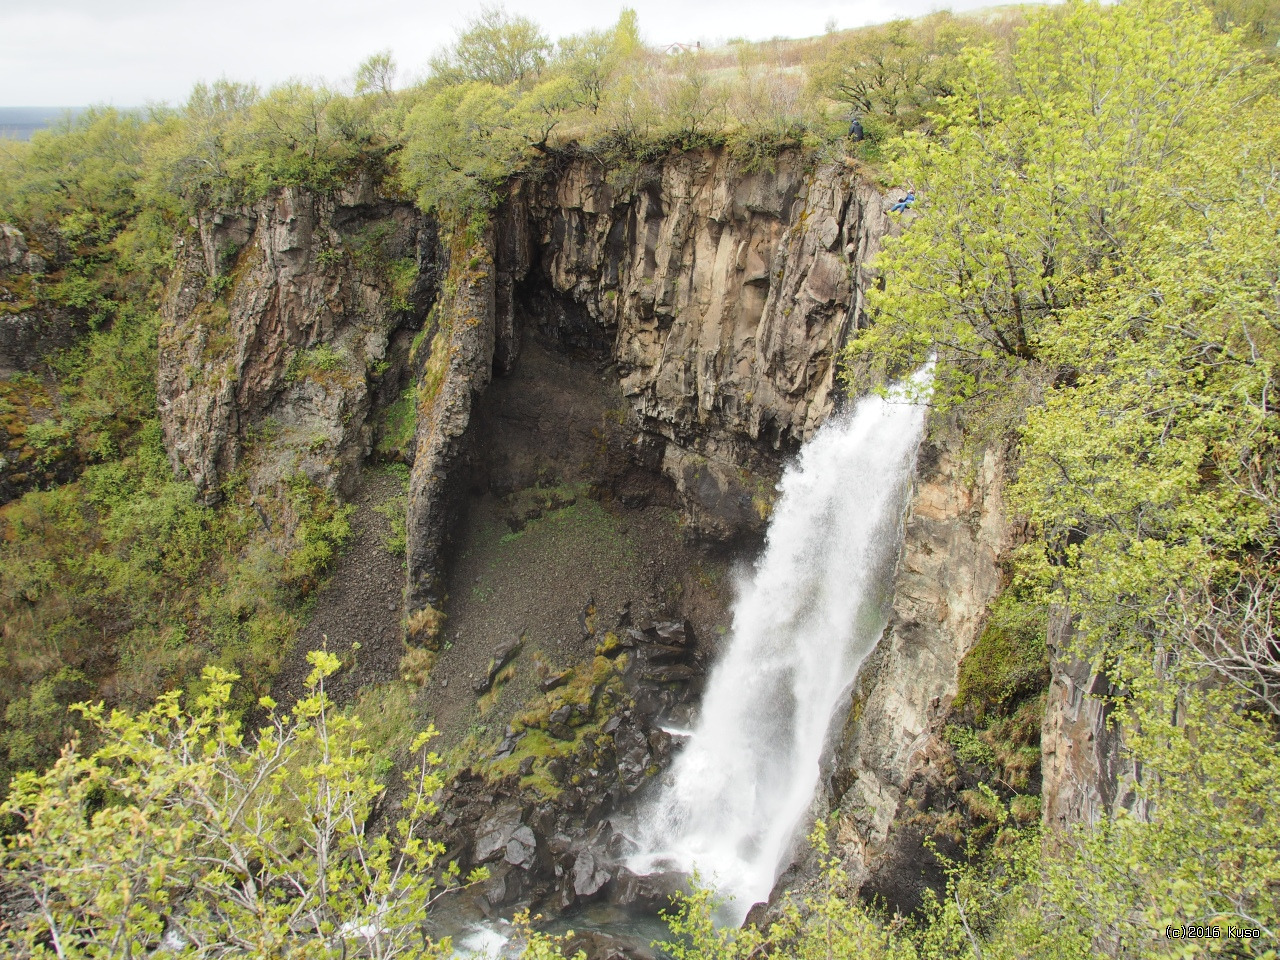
5, 4, 1277, 952
146, 149, 1037, 939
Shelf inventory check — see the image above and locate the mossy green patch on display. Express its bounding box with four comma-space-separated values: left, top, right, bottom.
955, 590, 1049, 720
478, 654, 629, 799
416, 328, 452, 414
373, 494, 407, 557
347, 680, 418, 769
0, 273, 37, 314
375, 388, 416, 460
285, 344, 357, 390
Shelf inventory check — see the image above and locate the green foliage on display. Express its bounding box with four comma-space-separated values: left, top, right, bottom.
807, 13, 997, 131
1027, 669, 1280, 957
285, 343, 348, 382
147, 79, 395, 216
955, 589, 1048, 720
917, 666, 1280, 959
375, 388, 417, 460
0, 423, 219, 783
846, 0, 1261, 408
398, 80, 534, 218
846, 0, 1280, 707
374, 494, 408, 556
0, 653, 483, 958
355, 50, 399, 98
387, 256, 419, 311
429, 6, 553, 88
660, 824, 920, 960
828, 2, 1280, 957
347, 218, 399, 271
1207, 0, 1280, 50
0, 668, 90, 772
284, 474, 355, 591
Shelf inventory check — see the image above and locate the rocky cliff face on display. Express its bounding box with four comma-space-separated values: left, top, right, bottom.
525, 151, 889, 539
0, 223, 82, 503
157, 179, 436, 504
404, 234, 500, 610
1040, 614, 1144, 833
405, 150, 895, 608
827, 427, 1015, 910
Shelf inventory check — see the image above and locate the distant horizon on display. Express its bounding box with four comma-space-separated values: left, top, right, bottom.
0, 106, 90, 141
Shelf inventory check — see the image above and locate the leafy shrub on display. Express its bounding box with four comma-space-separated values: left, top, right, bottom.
283, 474, 354, 591
374, 494, 408, 556
375, 388, 417, 460
0, 655, 486, 956
284, 343, 347, 382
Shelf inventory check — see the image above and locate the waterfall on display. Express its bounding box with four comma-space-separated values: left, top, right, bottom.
628, 369, 931, 921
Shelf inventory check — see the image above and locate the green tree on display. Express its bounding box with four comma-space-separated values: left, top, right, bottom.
807, 13, 983, 129
1206, 0, 1280, 50
553, 9, 644, 115
847, 0, 1259, 410
0, 652, 482, 958
398, 80, 527, 216
144, 80, 258, 214
429, 6, 552, 89
356, 50, 398, 97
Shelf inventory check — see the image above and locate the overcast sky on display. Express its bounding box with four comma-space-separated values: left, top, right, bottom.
2, 0, 1006, 107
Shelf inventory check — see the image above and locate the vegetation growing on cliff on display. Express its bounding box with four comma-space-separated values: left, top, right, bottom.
843, 0, 1280, 954
0, 653, 482, 957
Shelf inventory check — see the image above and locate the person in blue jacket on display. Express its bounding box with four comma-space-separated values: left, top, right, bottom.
890, 190, 916, 213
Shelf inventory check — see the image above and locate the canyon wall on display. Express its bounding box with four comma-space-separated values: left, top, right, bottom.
158, 176, 437, 505
828, 428, 1014, 909
406, 150, 894, 607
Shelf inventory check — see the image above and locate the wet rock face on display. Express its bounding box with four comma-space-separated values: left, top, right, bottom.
827, 425, 1014, 913
157, 181, 437, 503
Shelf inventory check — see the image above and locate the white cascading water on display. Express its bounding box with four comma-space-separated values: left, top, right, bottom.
628, 369, 932, 922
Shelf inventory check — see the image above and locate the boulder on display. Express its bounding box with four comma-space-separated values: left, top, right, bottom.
652, 621, 691, 646
474, 637, 524, 695
473, 802, 525, 863
571, 849, 611, 898
539, 668, 572, 692
504, 825, 537, 869
0, 224, 43, 273
612, 868, 690, 912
